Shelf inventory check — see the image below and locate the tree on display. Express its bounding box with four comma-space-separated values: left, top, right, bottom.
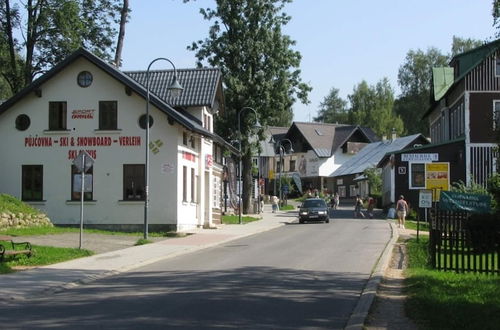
188, 0, 311, 213
348, 78, 404, 137
114, 0, 130, 68
494, 0, 500, 37
395, 47, 448, 135
364, 167, 381, 195
0, 0, 121, 95
313, 87, 348, 124
395, 37, 483, 136
451, 35, 484, 57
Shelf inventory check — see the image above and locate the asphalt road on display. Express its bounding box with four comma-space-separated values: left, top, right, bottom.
0, 218, 391, 329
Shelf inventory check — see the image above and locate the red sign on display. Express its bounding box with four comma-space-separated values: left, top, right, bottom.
206, 154, 213, 168
183, 151, 196, 162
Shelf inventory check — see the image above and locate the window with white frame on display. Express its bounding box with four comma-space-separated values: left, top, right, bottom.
409, 163, 426, 189
338, 186, 346, 197
349, 185, 357, 197
493, 100, 500, 131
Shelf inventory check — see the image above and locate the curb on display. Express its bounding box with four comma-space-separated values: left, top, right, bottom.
344, 221, 399, 330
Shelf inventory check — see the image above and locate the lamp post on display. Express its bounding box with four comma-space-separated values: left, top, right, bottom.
237, 107, 261, 224
275, 138, 293, 209
144, 58, 183, 240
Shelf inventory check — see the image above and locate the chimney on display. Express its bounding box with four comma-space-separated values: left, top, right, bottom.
391, 128, 397, 141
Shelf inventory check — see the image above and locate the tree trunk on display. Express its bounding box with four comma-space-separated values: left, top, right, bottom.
4, 0, 20, 93
114, 0, 129, 68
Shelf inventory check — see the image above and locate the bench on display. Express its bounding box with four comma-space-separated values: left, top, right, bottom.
0, 235, 32, 262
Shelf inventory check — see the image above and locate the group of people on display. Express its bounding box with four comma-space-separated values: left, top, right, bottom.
259, 192, 410, 227
353, 195, 376, 219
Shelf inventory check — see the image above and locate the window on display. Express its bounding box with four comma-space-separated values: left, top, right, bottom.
77, 71, 93, 87
22, 165, 43, 201
289, 160, 296, 172
349, 185, 357, 197
410, 163, 426, 189
183, 166, 188, 202
338, 186, 346, 197
99, 101, 117, 130
191, 168, 196, 203
16, 114, 31, 131
71, 165, 93, 201
123, 165, 145, 200
138, 114, 153, 129
190, 135, 196, 149
494, 101, 500, 131
183, 132, 188, 146
49, 102, 67, 130
496, 58, 500, 77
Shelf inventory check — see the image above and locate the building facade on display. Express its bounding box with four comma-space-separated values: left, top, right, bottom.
0, 48, 229, 231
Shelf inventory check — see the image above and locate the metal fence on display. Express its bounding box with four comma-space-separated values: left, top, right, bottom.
429, 210, 500, 274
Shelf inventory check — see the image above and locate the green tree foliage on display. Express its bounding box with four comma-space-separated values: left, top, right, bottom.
395, 37, 483, 136
364, 167, 381, 195
451, 35, 484, 57
313, 87, 348, 124
188, 0, 311, 213
348, 78, 404, 137
494, 0, 500, 37
0, 0, 122, 95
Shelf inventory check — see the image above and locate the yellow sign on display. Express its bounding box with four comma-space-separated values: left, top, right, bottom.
425, 162, 449, 201
269, 170, 275, 180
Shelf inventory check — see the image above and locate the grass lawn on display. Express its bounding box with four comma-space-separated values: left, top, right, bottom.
405, 237, 500, 330
0, 242, 93, 274
279, 204, 295, 211
1, 225, 175, 238
403, 220, 429, 231
222, 215, 260, 224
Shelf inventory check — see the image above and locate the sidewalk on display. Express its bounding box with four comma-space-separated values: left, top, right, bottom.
0, 204, 296, 301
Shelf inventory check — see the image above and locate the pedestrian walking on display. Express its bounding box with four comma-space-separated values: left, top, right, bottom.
354, 195, 365, 218
367, 196, 375, 219
396, 195, 409, 229
271, 195, 279, 213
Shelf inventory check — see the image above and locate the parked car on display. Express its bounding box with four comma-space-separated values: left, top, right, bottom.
299, 198, 330, 224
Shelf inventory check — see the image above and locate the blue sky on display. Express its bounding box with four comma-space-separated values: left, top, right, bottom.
121, 0, 495, 123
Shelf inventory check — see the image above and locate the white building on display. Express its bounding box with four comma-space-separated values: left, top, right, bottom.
0, 48, 229, 232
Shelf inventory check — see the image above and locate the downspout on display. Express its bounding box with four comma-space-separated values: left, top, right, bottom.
464, 92, 471, 185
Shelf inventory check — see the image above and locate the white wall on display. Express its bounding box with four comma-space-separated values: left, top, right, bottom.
0, 57, 207, 230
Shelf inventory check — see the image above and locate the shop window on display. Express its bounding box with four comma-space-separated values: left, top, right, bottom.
410, 163, 426, 189
99, 101, 117, 130
49, 102, 67, 130
22, 165, 43, 201
71, 165, 93, 201
123, 164, 145, 200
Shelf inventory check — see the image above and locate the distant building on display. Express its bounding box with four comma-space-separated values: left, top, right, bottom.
259, 122, 378, 197
332, 133, 429, 202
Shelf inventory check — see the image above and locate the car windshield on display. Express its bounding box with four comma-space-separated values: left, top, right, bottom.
302, 199, 326, 208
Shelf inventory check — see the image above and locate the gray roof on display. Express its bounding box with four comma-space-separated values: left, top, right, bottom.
260, 126, 288, 157
292, 122, 378, 158
331, 134, 428, 177
0, 48, 214, 138
125, 68, 222, 108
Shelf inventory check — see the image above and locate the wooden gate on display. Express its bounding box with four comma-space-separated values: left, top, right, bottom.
429, 210, 500, 274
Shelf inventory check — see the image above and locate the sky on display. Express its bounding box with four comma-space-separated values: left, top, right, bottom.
121, 0, 495, 123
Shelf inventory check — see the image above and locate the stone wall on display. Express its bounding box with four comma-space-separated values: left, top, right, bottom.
0, 212, 53, 230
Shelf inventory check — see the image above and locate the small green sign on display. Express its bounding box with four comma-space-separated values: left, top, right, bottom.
439, 191, 491, 213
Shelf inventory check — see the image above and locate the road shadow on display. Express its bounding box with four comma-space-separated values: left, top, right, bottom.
0, 266, 369, 329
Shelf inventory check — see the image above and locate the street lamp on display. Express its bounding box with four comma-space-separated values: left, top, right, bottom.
237, 107, 261, 224
275, 138, 293, 209
144, 58, 183, 239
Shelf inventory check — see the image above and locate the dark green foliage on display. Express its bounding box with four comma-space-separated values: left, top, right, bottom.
188, 0, 311, 214
313, 87, 349, 124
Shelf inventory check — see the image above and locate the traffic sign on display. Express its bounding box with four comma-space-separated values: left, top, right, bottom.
73, 150, 94, 173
